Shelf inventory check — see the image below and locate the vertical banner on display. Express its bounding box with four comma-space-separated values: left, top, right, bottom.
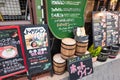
0, 26, 26, 79
20, 24, 52, 76
67, 54, 93, 80
45, 0, 87, 39
32, 0, 44, 24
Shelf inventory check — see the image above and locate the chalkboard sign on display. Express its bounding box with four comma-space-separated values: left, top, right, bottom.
67, 54, 93, 80
45, 0, 87, 39
92, 11, 119, 48
0, 26, 26, 79
92, 11, 107, 48
106, 12, 119, 46
20, 24, 52, 77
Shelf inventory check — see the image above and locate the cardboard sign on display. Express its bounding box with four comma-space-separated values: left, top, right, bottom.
0, 26, 26, 79
67, 54, 93, 80
45, 0, 87, 39
92, 11, 119, 48
20, 24, 52, 76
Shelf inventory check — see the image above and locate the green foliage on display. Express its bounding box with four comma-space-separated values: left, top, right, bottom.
88, 44, 102, 57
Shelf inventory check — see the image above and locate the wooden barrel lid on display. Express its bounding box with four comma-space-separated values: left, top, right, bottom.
53, 54, 65, 63
62, 38, 76, 45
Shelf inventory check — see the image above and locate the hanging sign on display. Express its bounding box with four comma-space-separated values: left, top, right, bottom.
45, 0, 87, 39
67, 54, 93, 80
20, 24, 52, 76
0, 26, 26, 79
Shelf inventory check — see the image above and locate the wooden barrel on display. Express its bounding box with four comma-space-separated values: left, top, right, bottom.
61, 38, 76, 59
75, 40, 88, 56
53, 54, 66, 75
61, 54, 75, 60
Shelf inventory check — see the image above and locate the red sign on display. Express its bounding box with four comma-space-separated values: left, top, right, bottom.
0, 26, 26, 79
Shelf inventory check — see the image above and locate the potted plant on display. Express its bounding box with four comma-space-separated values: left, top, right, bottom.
88, 44, 102, 62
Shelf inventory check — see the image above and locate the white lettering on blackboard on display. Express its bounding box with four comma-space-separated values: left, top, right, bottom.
29, 48, 47, 57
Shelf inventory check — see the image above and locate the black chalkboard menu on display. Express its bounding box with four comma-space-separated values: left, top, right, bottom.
67, 54, 93, 80
92, 11, 120, 48
92, 11, 107, 48
106, 12, 119, 46
20, 24, 52, 77
0, 26, 26, 79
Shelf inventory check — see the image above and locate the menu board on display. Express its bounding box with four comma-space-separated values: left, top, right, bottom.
0, 26, 26, 79
106, 12, 119, 46
45, 0, 87, 39
92, 11, 107, 48
67, 54, 93, 80
92, 11, 119, 48
20, 25, 52, 76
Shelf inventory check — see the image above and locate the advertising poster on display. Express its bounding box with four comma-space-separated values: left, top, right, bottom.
20, 25, 52, 76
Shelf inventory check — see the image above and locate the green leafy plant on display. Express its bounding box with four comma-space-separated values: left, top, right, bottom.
88, 44, 102, 57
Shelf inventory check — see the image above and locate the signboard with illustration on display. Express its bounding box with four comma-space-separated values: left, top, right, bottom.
67, 54, 93, 80
45, 0, 87, 39
0, 26, 26, 79
20, 25, 52, 76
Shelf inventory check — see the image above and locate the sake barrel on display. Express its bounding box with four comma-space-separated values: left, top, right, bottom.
61, 38, 76, 59
61, 54, 77, 60
53, 54, 66, 75
76, 40, 88, 56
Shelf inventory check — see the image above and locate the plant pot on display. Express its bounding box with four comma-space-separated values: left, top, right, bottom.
109, 45, 119, 59
92, 56, 97, 62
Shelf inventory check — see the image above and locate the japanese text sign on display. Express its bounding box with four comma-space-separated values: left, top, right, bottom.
0, 26, 26, 79
67, 54, 93, 80
45, 0, 87, 39
20, 24, 52, 76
